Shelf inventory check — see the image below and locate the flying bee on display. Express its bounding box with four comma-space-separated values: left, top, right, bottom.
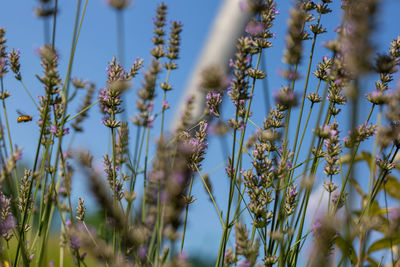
17, 110, 33, 123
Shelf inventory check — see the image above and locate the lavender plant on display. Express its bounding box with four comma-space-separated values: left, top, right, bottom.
0, 0, 399, 266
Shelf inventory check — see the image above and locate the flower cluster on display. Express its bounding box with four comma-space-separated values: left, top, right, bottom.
106, 0, 130, 10
227, 37, 253, 130
343, 122, 376, 148
282, 3, 310, 66
366, 36, 400, 105
99, 56, 143, 128
103, 154, 123, 200
0, 194, 16, 241
17, 170, 33, 214
8, 48, 21, 80
36, 45, 63, 142
322, 123, 341, 176
115, 122, 129, 165
206, 91, 222, 117
75, 198, 86, 221
245, 0, 277, 52
164, 21, 183, 71
71, 82, 96, 132
184, 120, 208, 172
340, 0, 378, 76
284, 184, 298, 215
234, 223, 260, 267
0, 28, 8, 78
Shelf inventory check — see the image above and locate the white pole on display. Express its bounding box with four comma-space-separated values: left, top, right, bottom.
171, 0, 250, 131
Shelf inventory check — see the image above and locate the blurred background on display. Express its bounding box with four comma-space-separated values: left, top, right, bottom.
1, 0, 400, 265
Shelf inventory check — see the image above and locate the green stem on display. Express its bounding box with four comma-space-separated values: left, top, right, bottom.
51, 0, 58, 49
142, 124, 151, 222
66, 99, 99, 122
180, 174, 194, 252
291, 14, 322, 164
219, 50, 262, 267
0, 78, 19, 193
160, 69, 171, 136
195, 165, 224, 226
20, 80, 39, 109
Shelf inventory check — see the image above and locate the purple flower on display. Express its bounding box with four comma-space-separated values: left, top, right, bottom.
311, 219, 322, 233
333, 79, 342, 85
65, 219, 71, 230
238, 259, 251, 267
63, 127, 70, 135
271, 7, 280, 15
161, 100, 169, 109
334, 26, 342, 33
286, 160, 292, 169
0, 214, 16, 232
245, 21, 264, 35
390, 208, 400, 221
239, 0, 248, 12
148, 115, 155, 128
289, 186, 297, 197
245, 55, 251, 64
173, 172, 185, 185
16, 149, 22, 161
58, 187, 67, 195
178, 251, 188, 261
70, 234, 80, 250
137, 245, 148, 260
50, 125, 57, 134
148, 102, 154, 112
149, 170, 165, 182
229, 58, 234, 67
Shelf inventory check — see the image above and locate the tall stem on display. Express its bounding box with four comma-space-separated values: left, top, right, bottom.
180, 174, 194, 252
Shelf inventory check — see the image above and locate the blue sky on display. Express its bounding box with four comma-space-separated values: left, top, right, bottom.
1, 0, 400, 262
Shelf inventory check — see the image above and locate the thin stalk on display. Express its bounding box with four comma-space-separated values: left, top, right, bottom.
0, 77, 19, 192
110, 112, 118, 253
333, 104, 375, 215
31, 1, 87, 265
261, 51, 271, 113
129, 125, 142, 193
142, 124, 151, 222
359, 145, 400, 220
66, 99, 99, 122
147, 183, 162, 262
282, 64, 298, 143
195, 165, 223, 225
289, 80, 331, 266
131, 125, 146, 193
116, 10, 125, 66
291, 14, 322, 165
151, 67, 173, 259
180, 174, 194, 252
19, 80, 39, 109
14, 91, 51, 267
383, 185, 395, 267
219, 51, 263, 267
44, 17, 50, 45
215, 123, 237, 267
51, 0, 58, 49
160, 69, 171, 136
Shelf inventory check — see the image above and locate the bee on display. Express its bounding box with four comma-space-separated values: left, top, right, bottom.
17, 110, 32, 123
